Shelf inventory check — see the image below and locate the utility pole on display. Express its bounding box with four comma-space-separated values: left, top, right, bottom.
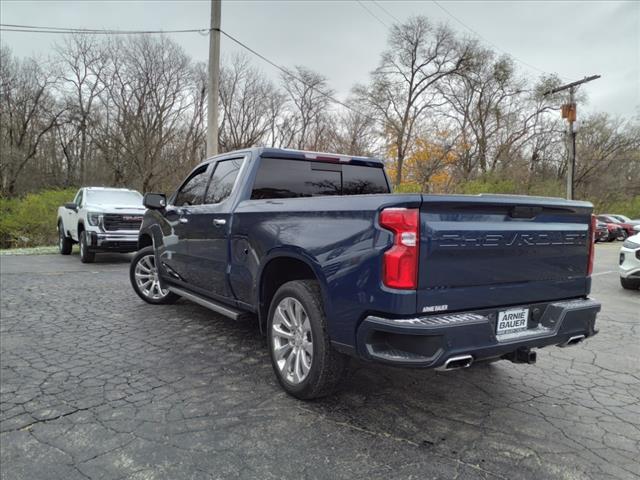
206, 0, 221, 157
543, 75, 600, 200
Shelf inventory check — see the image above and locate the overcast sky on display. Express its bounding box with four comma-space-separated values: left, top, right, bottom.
1, 0, 638, 119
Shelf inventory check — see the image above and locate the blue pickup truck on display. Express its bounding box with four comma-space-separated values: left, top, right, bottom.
129, 148, 600, 399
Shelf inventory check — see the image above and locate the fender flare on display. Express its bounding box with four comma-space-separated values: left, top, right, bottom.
255, 247, 331, 332
57, 217, 70, 238
137, 225, 159, 249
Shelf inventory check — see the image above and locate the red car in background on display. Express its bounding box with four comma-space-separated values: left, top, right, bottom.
597, 215, 633, 240
607, 214, 640, 226
594, 221, 610, 242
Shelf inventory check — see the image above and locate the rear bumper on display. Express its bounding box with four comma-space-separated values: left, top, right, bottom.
356, 298, 600, 368
88, 231, 138, 253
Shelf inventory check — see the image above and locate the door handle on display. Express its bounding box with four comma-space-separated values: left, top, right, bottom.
213, 218, 226, 226
179, 217, 189, 224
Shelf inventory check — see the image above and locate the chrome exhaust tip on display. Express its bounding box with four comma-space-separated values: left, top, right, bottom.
559, 334, 586, 347
437, 354, 474, 371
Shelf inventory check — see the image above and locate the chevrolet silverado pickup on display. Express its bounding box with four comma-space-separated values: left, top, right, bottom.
57, 187, 144, 262
129, 148, 600, 399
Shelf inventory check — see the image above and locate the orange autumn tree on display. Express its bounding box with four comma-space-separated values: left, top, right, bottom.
386, 135, 458, 193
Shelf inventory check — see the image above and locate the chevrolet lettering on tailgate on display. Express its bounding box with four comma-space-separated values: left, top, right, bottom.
433, 231, 587, 248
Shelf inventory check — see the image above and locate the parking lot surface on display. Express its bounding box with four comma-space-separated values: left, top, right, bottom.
1, 243, 638, 480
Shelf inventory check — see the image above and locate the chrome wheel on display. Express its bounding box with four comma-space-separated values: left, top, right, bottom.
134, 254, 169, 300
271, 297, 314, 385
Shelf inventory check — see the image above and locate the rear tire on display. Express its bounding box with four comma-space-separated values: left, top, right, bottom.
130, 246, 179, 304
79, 231, 95, 263
58, 221, 72, 255
267, 280, 348, 400
620, 277, 640, 290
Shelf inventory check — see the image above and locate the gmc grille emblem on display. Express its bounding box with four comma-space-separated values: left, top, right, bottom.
122, 216, 142, 221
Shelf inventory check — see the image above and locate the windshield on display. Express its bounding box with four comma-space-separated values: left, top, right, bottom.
613, 215, 630, 222
85, 190, 143, 206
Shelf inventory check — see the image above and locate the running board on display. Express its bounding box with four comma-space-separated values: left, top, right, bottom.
168, 286, 245, 321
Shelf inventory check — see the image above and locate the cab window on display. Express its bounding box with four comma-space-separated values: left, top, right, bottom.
173, 165, 211, 207
204, 158, 244, 204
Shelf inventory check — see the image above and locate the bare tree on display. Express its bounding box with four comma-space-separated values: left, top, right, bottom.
218, 54, 280, 151
574, 113, 640, 199
96, 35, 193, 191
180, 61, 208, 169
330, 103, 378, 156
264, 88, 287, 148
355, 16, 474, 186
280, 66, 334, 150
55, 34, 108, 185
0, 47, 66, 195
439, 51, 522, 175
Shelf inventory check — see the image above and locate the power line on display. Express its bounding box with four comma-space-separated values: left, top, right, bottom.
0, 23, 209, 34
356, 0, 390, 29
370, 0, 401, 24
353, 1, 562, 80
216, 28, 378, 123
0, 21, 376, 122
430, 1, 564, 79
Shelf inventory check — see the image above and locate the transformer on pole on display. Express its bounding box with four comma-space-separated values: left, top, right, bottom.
543, 75, 601, 200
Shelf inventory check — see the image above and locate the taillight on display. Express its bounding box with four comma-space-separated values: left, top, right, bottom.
587, 214, 596, 276
379, 208, 419, 289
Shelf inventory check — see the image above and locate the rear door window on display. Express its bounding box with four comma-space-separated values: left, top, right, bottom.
204, 158, 244, 204
250, 158, 388, 199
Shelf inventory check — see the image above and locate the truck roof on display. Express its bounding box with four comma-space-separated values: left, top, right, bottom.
83, 187, 140, 193
207, 147, 384, 166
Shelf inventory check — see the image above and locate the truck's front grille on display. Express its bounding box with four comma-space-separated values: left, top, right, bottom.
103, 214, 143, 231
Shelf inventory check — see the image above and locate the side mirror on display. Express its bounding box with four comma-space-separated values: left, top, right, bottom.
143, 193, 167, 210
64, 202, 78, 212
634, 225, 640, 233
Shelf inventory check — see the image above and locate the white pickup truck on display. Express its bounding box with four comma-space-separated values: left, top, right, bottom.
57, 187, 145, 263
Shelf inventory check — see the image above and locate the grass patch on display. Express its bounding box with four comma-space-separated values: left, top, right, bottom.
0, 188, 77, 248
0, 246, 61, 256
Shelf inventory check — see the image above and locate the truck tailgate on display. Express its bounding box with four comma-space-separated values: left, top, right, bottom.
418, 195, 593, 312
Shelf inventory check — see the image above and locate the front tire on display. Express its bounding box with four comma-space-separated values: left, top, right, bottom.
130, 246, 179, 304
620, 277, 640, 290
58, 221, 72, 255
79, 231, 95, 263
268, 280, 348, 400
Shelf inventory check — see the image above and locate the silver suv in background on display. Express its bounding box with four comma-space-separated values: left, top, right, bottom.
57, 187, 145, 263
619, 226, 640, 290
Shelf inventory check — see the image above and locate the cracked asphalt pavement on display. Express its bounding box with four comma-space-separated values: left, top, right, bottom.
1, 243, 639, 480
